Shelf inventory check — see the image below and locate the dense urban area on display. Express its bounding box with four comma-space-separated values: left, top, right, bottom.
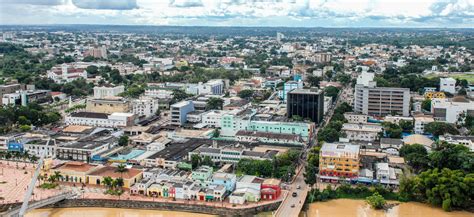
0, 26, 473, 216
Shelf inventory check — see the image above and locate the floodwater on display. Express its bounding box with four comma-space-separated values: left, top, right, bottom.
26, 207, 216, 217
304, 199, 474, 217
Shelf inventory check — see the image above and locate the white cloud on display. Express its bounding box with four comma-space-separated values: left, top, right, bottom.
0, 0, 473, 27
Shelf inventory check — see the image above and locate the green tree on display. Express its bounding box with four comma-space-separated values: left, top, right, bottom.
318, 127, 340, 143
424, 122, 459, 137
201, 156, 214, 167
115, 164, 128, 179
422, 99, 432, 112
400, 144, 430, 173
429, 143, 473, 173
102, 176, 114, 190
306, 75, 322, 87
324, 86, 340, 99
118, 135, 129, 146
382, 122, 403, 138
366, 192, 386, 209
206, 97, 224, 110
191, 154, 201, 169
399, 120, 414, 133
238, 89, 254, 99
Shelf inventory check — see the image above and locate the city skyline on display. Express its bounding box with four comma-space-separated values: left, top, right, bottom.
0, 0, 473, 28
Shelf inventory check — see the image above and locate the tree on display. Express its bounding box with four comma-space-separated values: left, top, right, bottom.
424, 122, 459, 137
306, 75, 322, 87
206, 97, 224, 110
382, 122, 402, 138
191, 154, 201, 169
458, 88, 467, 96
399, 120, 414, 133
318, 127, 340, 143
115, 164, 128, 178
400, 144, 430, 173
291, 115, 303, 121
304, 164, 318, 186
118, 135, 129, 146
421, 99, 431, 111
429, 143, 473, 173
324, 86, 340, 99
102, 176, 114, 190
238, 89, 254, 99
366, 192, 386, 209
172, 89, 191, 102
201, 156, 214, 167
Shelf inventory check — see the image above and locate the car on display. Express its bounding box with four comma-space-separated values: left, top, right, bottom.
296, 185, 301, 189
292, 192, 298, 197
291, 204, 295, 208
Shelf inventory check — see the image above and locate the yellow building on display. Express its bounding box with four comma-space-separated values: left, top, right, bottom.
319, 143, 360, 180
86, 97, 130, 114
424, 91, 446, 99
175, 60, 189, 68
48, 161, 98, 184
87, 165, 143, 188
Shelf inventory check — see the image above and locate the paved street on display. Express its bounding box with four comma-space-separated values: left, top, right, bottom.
274, 167, 308, 217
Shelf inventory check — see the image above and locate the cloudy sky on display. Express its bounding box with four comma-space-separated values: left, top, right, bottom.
0, 0, 473, 27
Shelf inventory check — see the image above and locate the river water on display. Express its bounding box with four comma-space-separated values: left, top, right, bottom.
26, 199, 473, 217
304, 199, 473, 217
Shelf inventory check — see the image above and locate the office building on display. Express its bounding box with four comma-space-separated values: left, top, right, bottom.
65, 112, 135, 127
132, 97, 160, 118
0, 83, 23, 104
86, 97, 130, 114
354, 83, 410, 117
286, 88, 324, 124
170, 100, 195, 126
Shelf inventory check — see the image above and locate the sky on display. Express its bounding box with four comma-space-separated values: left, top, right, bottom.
0, 0, 473, 28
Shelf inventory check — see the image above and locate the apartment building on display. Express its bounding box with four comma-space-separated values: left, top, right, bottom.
431, 97, 474, 123
440, 77, 456, 94
414, 115, 434, 134
319, 143, 360, 180
341, 123, 383, 142
132, 97, 159, 118
354, 83, 410, 117
344, 112, 369, 124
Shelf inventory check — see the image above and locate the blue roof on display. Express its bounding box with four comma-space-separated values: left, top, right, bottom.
109, 149, 145, 161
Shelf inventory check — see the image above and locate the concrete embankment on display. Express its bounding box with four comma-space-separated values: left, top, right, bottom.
43, 199, 281, 216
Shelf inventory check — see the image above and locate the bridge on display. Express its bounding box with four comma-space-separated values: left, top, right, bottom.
1, 191, 76, 217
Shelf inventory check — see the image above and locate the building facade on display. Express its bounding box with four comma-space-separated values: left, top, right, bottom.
286, 88, 324, 124
319, 143, 360, 181
354, 84, 410, 117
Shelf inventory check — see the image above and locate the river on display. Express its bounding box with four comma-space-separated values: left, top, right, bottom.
303, 199, 473, 217
26, 199, 473, 217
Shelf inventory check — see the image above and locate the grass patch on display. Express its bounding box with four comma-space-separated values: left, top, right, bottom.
104, 189, 124, 196
425, 73, 474, 83
39, 183, 58, 189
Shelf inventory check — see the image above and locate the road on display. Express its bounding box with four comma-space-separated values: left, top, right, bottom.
274, 84, 354, 217
274, 166, 308, 217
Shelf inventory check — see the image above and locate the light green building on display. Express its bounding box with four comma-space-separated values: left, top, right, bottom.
220, 109, 314, 142
191, 166, 213, 182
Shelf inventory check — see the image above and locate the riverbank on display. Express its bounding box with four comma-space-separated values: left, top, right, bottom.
26, 207, 216, 217
302, 199, 474, 217
39, 198, 281, 216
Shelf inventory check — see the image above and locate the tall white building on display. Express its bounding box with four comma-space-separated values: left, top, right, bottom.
132, 97, 159, 118
440, 77, 456, 94
356, 72, 376, 86
93, 85, 124, 99
414, 115, 434, 134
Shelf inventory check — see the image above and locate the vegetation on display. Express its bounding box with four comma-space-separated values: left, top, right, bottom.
206, 97, 224, 110
237, 150, 300, 182
0, 103, 61, 133
118, 135, 129, 146
238, 89, 254, 99
324, 86, 340, 99
318, 102, 352, 142
306, 184, 398, 203
424, 122, 459, 137
366, 192, 387, 209
304, 146, 320, 186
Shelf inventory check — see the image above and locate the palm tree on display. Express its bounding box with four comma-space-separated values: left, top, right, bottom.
116, 177, 124, 190
115, 164, 128, 179
37, 174, 44, 185
111, 179, 118, 190
48, 175, 56, 183
30, 155, 38, 164
101, 176, 113, 190
53, 171, 63, 182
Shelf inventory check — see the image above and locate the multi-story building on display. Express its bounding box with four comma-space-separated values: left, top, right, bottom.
286, 88, 324, 124
47, 64, 88, 84
319, 143, 360, 181
93, 85, 124, 99
85, 46, 107, 59
344, 112, 369, 124
0, 83, 23, 104
170, 100, 195, 126
354, 83, 410, 117
279, 80, 303, 101
341, 123, 383, 142
132, 97, 159, 118
414, 115, 434, 134
201, 110, 226, 128
431, 97, 474, 123
439, 135, 474, 152
440, 77, 456, 94
187, 79, 226, 95
65, 112, 135, 127
188, 144, 280, 164
2, 89, 51, 106
220, 109, 314, 142
86, 97, 130, 114
424, 91, 446, 100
